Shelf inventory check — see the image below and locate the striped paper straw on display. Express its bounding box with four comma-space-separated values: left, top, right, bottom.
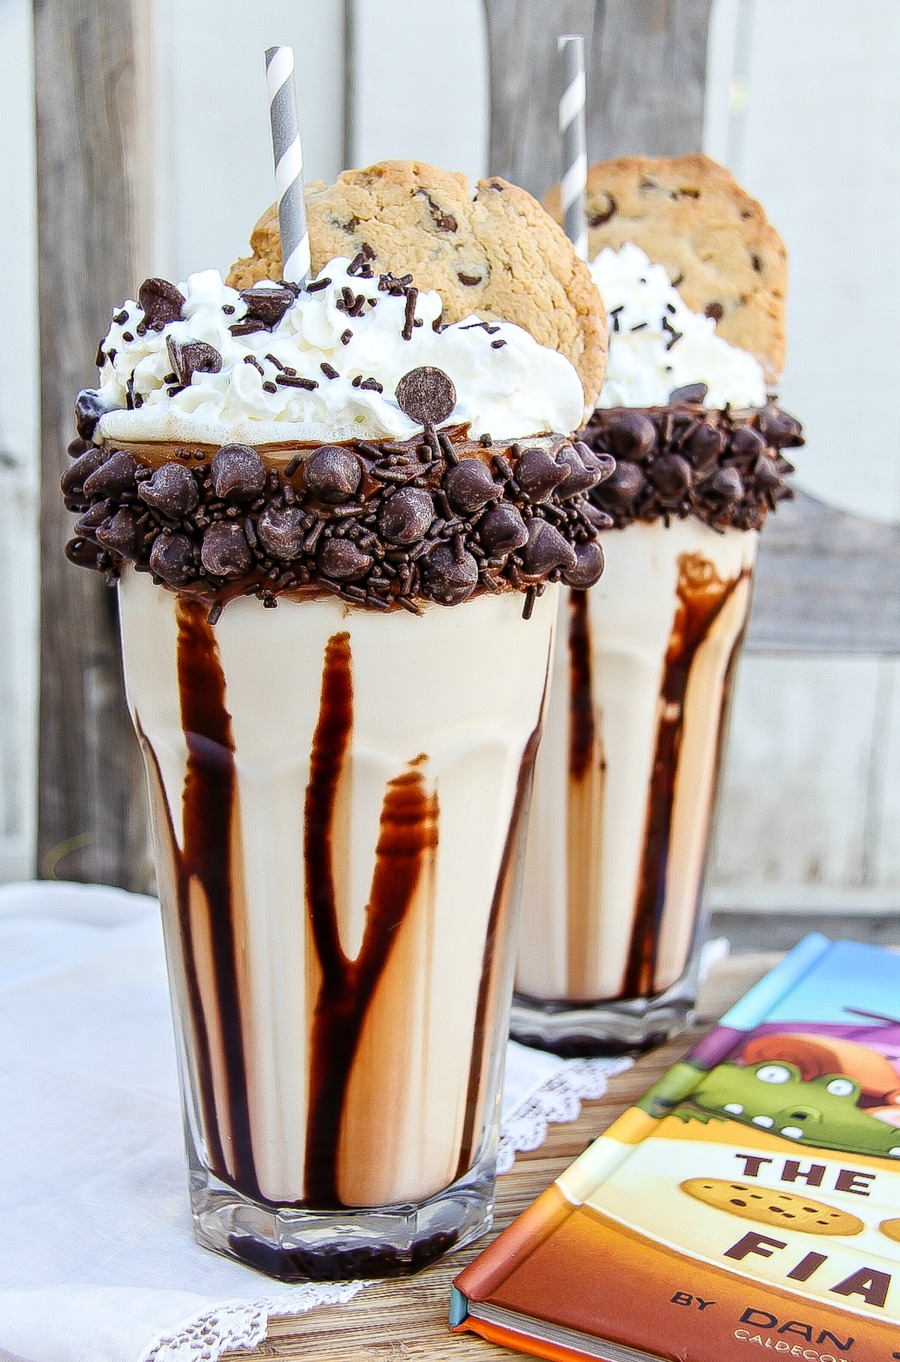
265, 45, 311, 286
558, 34, 588, 260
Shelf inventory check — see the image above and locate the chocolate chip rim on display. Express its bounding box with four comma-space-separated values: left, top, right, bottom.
63, 410, 615, 622
579, 396, 803, 532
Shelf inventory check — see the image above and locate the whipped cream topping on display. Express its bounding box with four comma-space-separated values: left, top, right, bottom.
589, 243, 767, 410
94, 258, 584, 447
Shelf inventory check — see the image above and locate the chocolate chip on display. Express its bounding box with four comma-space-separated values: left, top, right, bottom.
457, 273, 483, 287
138, 278, 185, 329
256, 504, 307, 559
754, 455, 783, 490
557, 444, 616, 497
61, 447, 107, 497
416, 189, 458, 233
67, 437, 92, 459
210, 444, 266, 502
711, 467, 745, 500
605, 411, 656, 461
377, 488, 434, 544
138, 462, 199, 517
82, 451, 137, 499
588, 195, 617, 227
395, 367, 457, 426
562, 540, 605, 589
685, 423, 724, 473
599, 461, 644, 508
304, 446, 362, 504
239, 285, 295, 329
95, 507, 143, 558
74, 388, 110, 441
201, 521, 252, 577
478, 503, 529, 554
149, 532, 198, 586
582, 501, 615, 530
730, 426, 767, 460
421, 543, 478, 604
515, 447, 571, 503
519, 519, 577, 579
652, 453, 693, 497
65, 537, 104, 569
756, 404, 804, 447
704, 302, 724, 322
166, 336, 222, 387
668, 383, 708, 405
445, 458, 500, 513
74, 502, 112, 538
317, 537, 373, 581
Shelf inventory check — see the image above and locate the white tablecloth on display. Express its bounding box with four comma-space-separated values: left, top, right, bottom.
0, 882, 632, 1362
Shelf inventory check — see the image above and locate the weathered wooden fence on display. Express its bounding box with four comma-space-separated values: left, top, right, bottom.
35, 0, 152, 890
32, 0, 900, 894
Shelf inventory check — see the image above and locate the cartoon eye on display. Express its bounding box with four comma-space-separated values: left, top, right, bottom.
756, 1065, 792, 1085
826, 1078, 855, 1097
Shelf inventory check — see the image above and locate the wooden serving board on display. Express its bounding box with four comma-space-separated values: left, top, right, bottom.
226, 954, 778, 1361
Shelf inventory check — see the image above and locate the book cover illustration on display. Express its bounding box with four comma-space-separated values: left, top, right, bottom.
453, 936, 900, 1362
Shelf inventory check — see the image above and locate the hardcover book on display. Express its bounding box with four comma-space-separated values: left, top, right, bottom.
452, 935, 900, 1362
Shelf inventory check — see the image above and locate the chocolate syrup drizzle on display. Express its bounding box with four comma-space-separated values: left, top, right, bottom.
302, 632, 439, 1207
176, 601, 258, 1190
565, 590, 607, 1000
568, 591, 595, 782
454, 721, 543, 1178
136, 601, 258, 1192
622, 555, 749, 997
138, 612, 546, 1214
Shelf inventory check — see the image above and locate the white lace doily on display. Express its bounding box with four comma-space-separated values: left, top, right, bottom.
139, 1046, 632, 1362
0, 883, 634, 1362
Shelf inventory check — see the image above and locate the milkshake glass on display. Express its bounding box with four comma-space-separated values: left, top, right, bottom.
62, 248, 610, 1277
513, 243, 802, 1053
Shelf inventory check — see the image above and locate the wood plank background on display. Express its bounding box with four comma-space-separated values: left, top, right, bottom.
33, 0, 152, 890
2, 0, 897, 917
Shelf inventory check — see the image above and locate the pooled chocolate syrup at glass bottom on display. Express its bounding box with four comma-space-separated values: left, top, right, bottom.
137, 598, 541, 1221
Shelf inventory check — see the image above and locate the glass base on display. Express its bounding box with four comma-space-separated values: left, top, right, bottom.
189, 1154, 497, 1282
510, 971, 698, 1056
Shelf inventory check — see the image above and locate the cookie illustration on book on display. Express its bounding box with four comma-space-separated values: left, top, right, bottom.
228, 159, 607, 417
680, 1179, 864, 1236
545, 152, 786, 385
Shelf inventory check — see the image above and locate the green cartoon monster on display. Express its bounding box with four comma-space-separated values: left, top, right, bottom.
670, 1060, 900, 1158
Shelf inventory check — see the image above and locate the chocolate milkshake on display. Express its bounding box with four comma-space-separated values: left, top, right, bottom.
62, 163, 611, 1278
515, 157, 802, 1053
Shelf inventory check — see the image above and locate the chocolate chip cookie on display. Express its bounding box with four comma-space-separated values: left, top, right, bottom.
228, 160, 607, 418
545, 153, 787, 385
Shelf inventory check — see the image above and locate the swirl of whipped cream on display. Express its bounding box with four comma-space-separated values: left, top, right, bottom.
94, 258, 584, 447
589, 242, 767, 410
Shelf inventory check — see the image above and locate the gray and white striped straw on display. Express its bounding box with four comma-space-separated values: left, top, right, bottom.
265, 45, 311, 286
558, 34, 588, 261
